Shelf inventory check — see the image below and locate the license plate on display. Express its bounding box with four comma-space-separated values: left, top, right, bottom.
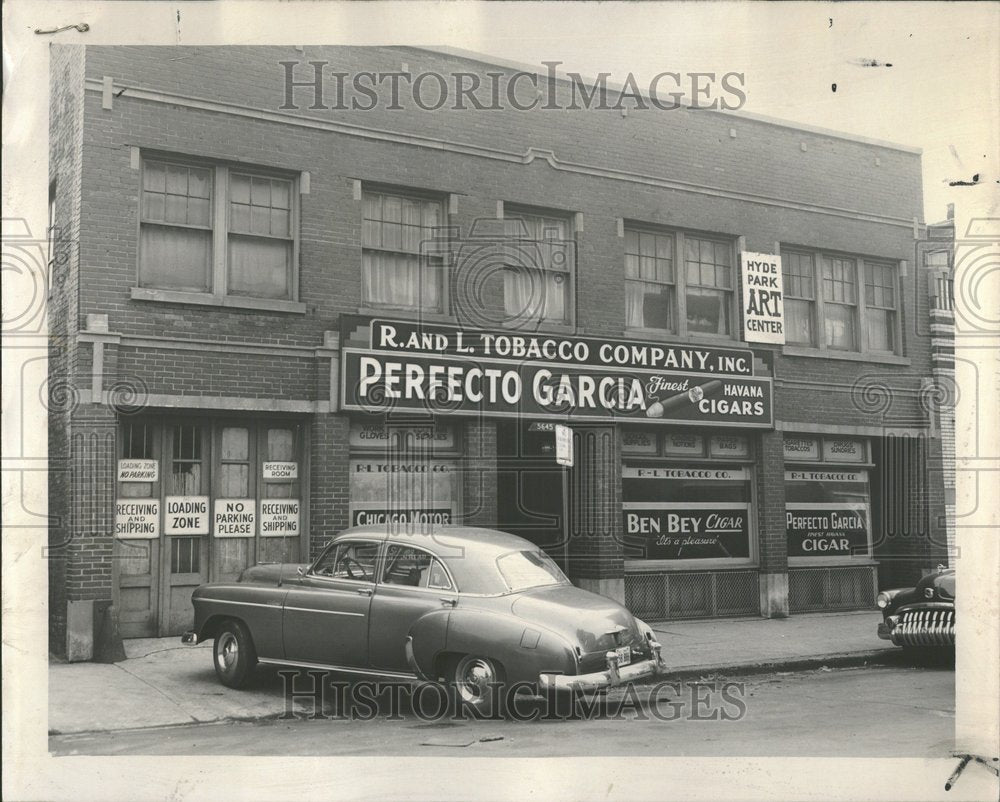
615, 645, 632, 666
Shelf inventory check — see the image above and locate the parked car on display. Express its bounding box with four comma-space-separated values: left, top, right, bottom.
876, 567, 955, 651
182, 525, 666, 711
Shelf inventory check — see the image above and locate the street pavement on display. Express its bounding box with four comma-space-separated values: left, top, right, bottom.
48, 610, 906, 736
50, 663, 955, 757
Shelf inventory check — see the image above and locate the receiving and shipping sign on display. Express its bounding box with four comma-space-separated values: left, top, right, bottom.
740, 252, 785, 344
213, 499, 256, 537
117, 459, 158, 482
164, 496, 209, 534
115, 499, 160, 539
260, 499, 300, 536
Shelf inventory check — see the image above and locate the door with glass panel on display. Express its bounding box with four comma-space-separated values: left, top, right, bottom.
161, 422, 210, 636
257, 424, 303, 564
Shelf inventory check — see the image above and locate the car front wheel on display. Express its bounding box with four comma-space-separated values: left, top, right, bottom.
449, 654, 505, 716
213, 620, 258, 689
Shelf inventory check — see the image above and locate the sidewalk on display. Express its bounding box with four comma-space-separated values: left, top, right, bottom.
49, 610, 895, 735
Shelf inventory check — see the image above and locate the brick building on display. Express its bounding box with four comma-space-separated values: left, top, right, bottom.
48, 45, 950, 660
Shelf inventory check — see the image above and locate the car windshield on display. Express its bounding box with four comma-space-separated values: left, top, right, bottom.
496, 550, 569, 592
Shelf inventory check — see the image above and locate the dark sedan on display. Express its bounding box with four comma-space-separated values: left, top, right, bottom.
877, 567, 955, 650
182, 525, 666, 711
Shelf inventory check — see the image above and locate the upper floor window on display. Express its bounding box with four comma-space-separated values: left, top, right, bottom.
139, 157, 297, 300
780, 246, 901, 356
624, 225, 735, 338
503, 210, 574, 327
362, 189, 444, 313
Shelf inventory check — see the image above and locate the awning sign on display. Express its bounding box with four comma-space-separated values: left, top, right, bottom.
341, 350, 773, 428
115, 499, 160, 539
740, 252, 785, 344
164, 496, 209, 535
214, 499, 256, 537
118, 459, 158, 482
260, 499, 300, 537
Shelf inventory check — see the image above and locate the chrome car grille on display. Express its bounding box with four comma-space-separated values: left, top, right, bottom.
891, 609, 955, 647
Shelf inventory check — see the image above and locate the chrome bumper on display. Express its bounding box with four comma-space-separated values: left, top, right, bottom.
181, 630, 199, 645
538, 639, 667, 693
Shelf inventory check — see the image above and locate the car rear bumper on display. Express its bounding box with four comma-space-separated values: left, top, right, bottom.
181, 630, 199, 645
538, 639, 667, 693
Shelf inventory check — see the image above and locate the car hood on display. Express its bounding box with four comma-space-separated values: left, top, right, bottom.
509, 584, 642, 654
915, 568, 955, 601
239, 562, 307, 585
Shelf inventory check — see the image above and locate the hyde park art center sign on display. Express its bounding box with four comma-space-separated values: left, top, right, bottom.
340, 318, 774, 428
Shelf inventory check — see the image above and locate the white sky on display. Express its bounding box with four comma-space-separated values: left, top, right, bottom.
438, 1, 999, 224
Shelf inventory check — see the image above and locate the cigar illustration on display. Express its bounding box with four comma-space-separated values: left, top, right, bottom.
646, 379, 723, 418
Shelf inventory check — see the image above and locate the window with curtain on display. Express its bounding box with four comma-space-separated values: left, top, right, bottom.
503, 211, 573, 325
139, 156, 297, 300
864, 261, 897, 353
625, 228, 675, 332
822, 256, 858, 350
362, 190, 444, 312
782, 250, 816, 345
685, 237, 733, 335
139, 160, 213, 292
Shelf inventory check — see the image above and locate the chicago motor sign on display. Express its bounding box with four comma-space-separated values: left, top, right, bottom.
340, 319, 773, 427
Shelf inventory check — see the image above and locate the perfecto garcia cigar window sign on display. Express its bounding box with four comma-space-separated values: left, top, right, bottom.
341, 319, 774, 427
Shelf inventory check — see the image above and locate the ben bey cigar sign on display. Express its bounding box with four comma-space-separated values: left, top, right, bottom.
341, 318, 773, 427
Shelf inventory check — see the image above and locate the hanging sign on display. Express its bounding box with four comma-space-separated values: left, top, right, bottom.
114, 499, 160, 539
554, 424, 574, 467
213, 499, 256, 537
740, 252, 785, 344
260, 499, 300, 536
118, 459, 158, 482
164, 496, 209, 535
262, 462, 298, 479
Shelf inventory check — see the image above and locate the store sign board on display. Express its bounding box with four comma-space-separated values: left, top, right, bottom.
115, 499, 160, 539
785, 470, 866, 483
262, 462, 298, 479
341, 350, 774, 428
118, 459, 158, 482
786, 504, 869, 556
822, 438, 866, 463
739, 252, 785, 344
164, 496, 209, 535
260, 499, 300, 537
783, 436, 820, 461
214, 499, 256, 537
366, 318, 754, 376
709, 435, 749, 459
554, 424, 574, 467
351, 508, 454, 526
623, 504, 751, 560
663, 433, 704, 456
621, 428, 658, 454
348, 421, 455, 450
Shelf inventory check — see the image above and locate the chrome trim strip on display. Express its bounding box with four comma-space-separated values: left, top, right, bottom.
283, 606, 365, 617
203, 599, 279, 610
257, 658, 418, 681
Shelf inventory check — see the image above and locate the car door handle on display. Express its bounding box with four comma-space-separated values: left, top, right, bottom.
356, 587, 373, 596
440, 597, 457, 607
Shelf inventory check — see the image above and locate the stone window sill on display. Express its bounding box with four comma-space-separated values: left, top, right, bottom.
131, 287, 306, 314
781, 345, 910, 366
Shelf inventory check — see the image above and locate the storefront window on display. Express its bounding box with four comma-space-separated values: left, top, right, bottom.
348, 420, 460, 528
784, 435, 872, 561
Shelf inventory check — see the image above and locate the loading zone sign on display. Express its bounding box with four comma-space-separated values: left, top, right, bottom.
740, 252, 785, 344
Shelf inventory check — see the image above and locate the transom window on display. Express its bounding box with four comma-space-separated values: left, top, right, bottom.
139, 157, 297, 301
362, 189, 445, 313
503, 210, 574, 326
624, 226, 735, 338
779, 246, 900, 355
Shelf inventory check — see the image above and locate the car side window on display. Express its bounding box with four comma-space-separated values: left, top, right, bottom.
312, 541, 378, 582
382, 545, 454, 591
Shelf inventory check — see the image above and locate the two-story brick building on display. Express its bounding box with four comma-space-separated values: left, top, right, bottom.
48, 45, 950, 660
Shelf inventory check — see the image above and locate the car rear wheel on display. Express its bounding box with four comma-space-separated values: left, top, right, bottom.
449, 654, 505, 716
213, 620, 257, 689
